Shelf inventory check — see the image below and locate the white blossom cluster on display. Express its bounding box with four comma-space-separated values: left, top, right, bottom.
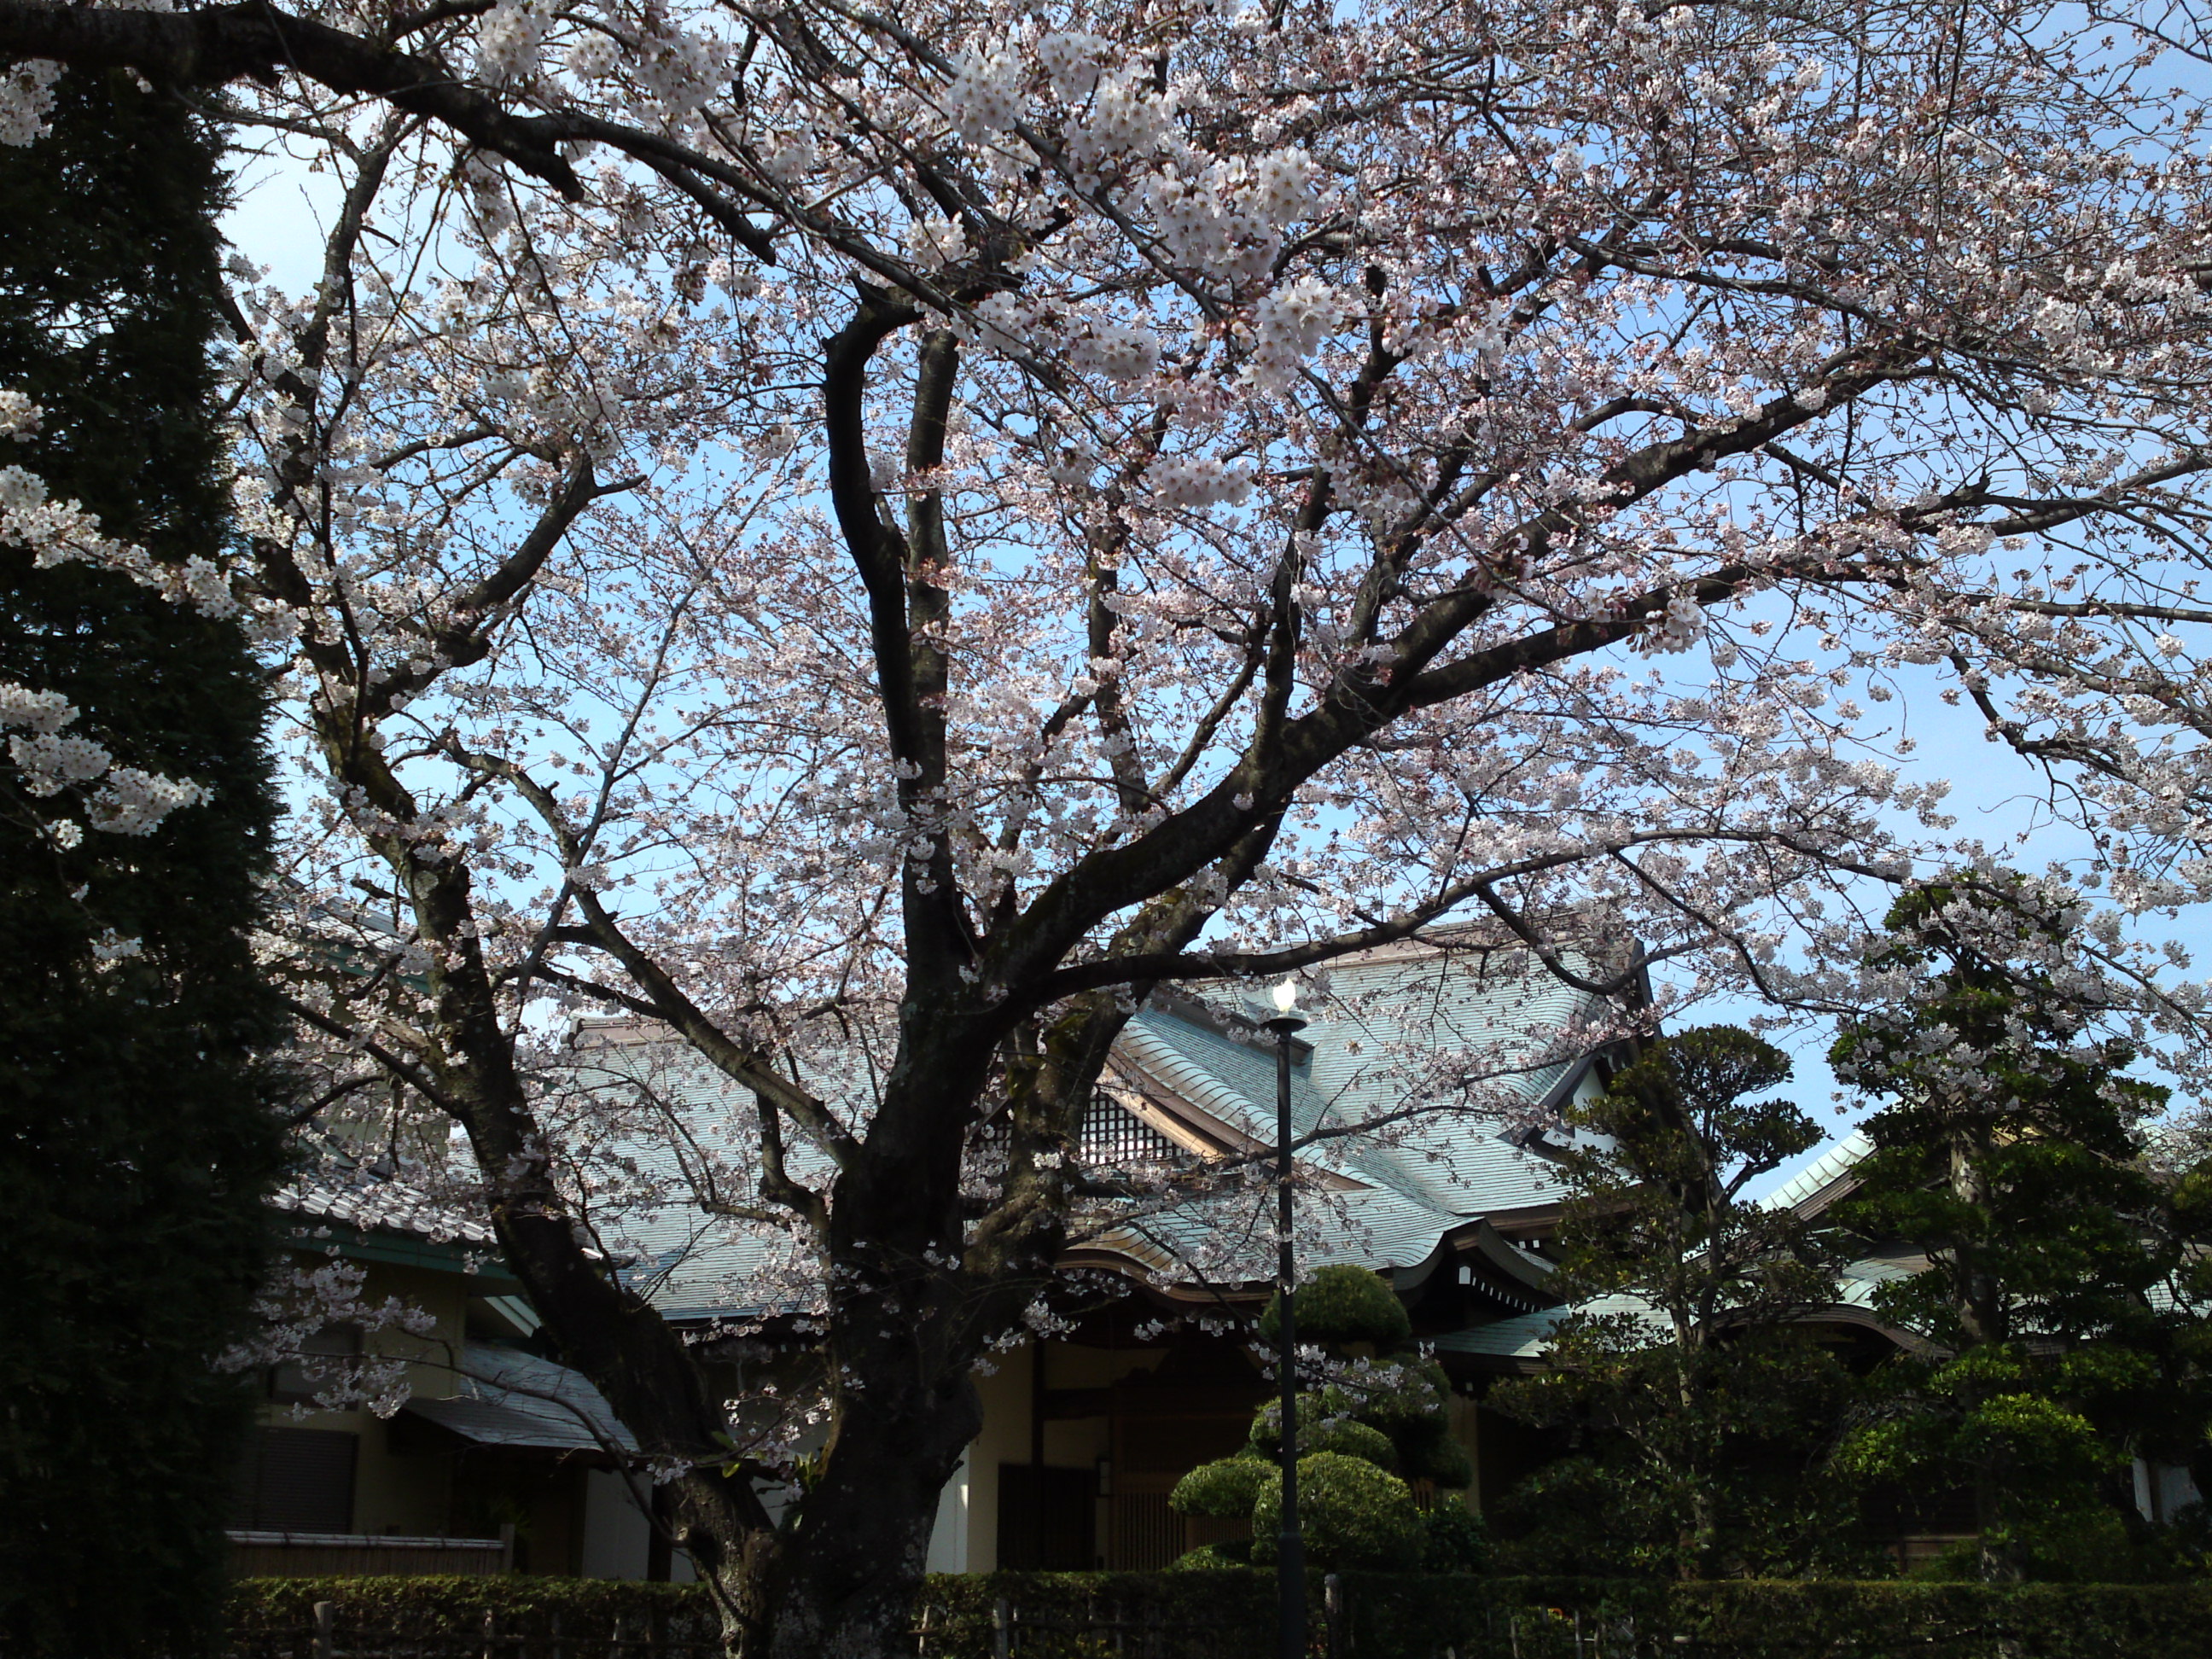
1068, 317, 1161, 383
0, 59, 56, 147
1245, 276, 1336, 389
1142, 454, 1255, 507
219, 1259, 438, 1420
1, 398, 223, 843
474, 0, 551, 87
0, 676, 208, 838
943, 42, 1025, 144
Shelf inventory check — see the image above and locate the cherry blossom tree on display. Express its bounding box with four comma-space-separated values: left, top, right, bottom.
11, 0, 2212, 1652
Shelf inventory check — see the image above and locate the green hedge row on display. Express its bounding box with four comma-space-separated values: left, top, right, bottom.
1336, 1575, 2212, 1659
224, 1573, 2212, 1659
224, 1577, 716, 1657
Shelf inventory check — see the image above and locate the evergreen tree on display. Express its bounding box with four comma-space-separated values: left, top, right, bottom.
1490, 1027, 1862, 1579
1168, 1264, 1483, 1572
1831, 878, 2212, 1582
0, 75, 288, 1656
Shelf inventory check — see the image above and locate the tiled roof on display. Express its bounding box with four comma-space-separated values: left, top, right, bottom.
1431, 1260, 1923, 1364
404, 1344, 637, 1452
1429, 1294, 1667, 1361
1758, 1130, 1873, 1216
273, 1161, 494, 1248
574, 937, 1621, 1318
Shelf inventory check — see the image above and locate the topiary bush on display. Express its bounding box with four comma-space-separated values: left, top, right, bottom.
1249, 1452, 1425, 1569
1176, 1268, 1472, 1572
1247, 1397, 1400, 1470
1260, 1264, 1412, 1348
1171, 1456, 1271, 1517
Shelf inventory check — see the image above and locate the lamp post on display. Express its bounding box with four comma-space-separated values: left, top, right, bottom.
1263, 978, 1307, 1659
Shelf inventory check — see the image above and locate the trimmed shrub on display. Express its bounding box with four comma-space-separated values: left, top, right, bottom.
223, 1574, 2212, 1659
1248, 1400, 1400, 1470
1338, 1357, 1452, 1434
1260, 1265, 1412, 1348
917, 1571, 1276, 1659
1168, 1540, 1253, 1570
224, 1578, 715, 1659
1171, 1457, 1271, 1517
1249, 1453, 1424, 1569
1336, 1575, 2212, 1659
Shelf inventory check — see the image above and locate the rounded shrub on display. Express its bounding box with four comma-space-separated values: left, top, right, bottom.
1249, 1452, 1424, 1569
1171, 1456, 1271, 1517
1309, 1419, 1399, 1470
1260, 1264, 1412, 1348
1249, 1391, 1321, 1455
1340, 1356, 1451, 1431
1249, 1398, 1398, 1470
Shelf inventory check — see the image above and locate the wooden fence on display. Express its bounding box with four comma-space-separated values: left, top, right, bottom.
224, 1532, 514, 1580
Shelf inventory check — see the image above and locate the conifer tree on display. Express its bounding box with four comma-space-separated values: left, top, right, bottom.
0, 74, 287, 1656
1490, 1027, 1859, 1579
1832, 879, 2212, 1582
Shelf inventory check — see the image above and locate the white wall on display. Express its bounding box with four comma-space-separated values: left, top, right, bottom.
580, 1470, 652, 1580
2134, 1458, 2203, 1524
925, 1450, 971, 1573
579, 1469, 696, 1581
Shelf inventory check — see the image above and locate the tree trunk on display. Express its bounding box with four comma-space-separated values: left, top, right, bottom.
742, 1340, 984, 1659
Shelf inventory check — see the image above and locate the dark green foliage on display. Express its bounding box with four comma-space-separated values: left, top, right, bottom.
1260, 1262, 1412, 1348
895, 1574, 1280, 1659
1245, 1400, 1400, 1470
1173, 1266, 1470, 1571
221, 1575, 2212, 1659
1249, 1357, 1462, 1484
1831, 879, 2212, 1583
1333, 1575, 2212, 1659
1167, 1541, 1254, 1570
1491, 1027, 1860, 1579
224, 1578, 720, 1659
0, 73, 287, 1658
1249, 1452, 1425, 1569
1171, 1455, 1272, 1516
1417, 1503, 1487, 1573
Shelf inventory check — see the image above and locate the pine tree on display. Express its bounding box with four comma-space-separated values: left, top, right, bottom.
0, 74, 288, 1656
1831, 878, 2212, 1582
1489, 1027, 1860, 1579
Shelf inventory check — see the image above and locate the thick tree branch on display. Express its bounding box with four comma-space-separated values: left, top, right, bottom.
0, 0, 584, 193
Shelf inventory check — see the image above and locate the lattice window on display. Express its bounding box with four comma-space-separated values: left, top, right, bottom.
970, 1090, 1186, 1168
1079, 1089, 1183, 1167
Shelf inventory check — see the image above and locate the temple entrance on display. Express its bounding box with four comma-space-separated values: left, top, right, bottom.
996, 1464, 1097, 1569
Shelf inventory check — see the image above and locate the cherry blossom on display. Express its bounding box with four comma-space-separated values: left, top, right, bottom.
9, 0, 2212, 1651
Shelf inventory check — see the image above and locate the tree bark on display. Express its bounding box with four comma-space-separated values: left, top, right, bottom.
757, 1350, 984, 1659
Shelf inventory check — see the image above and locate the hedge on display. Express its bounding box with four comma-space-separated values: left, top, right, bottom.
1333, 1575, 2212, 1659
220, 1573, 2212, 1659
224, 1577, 718, 1658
